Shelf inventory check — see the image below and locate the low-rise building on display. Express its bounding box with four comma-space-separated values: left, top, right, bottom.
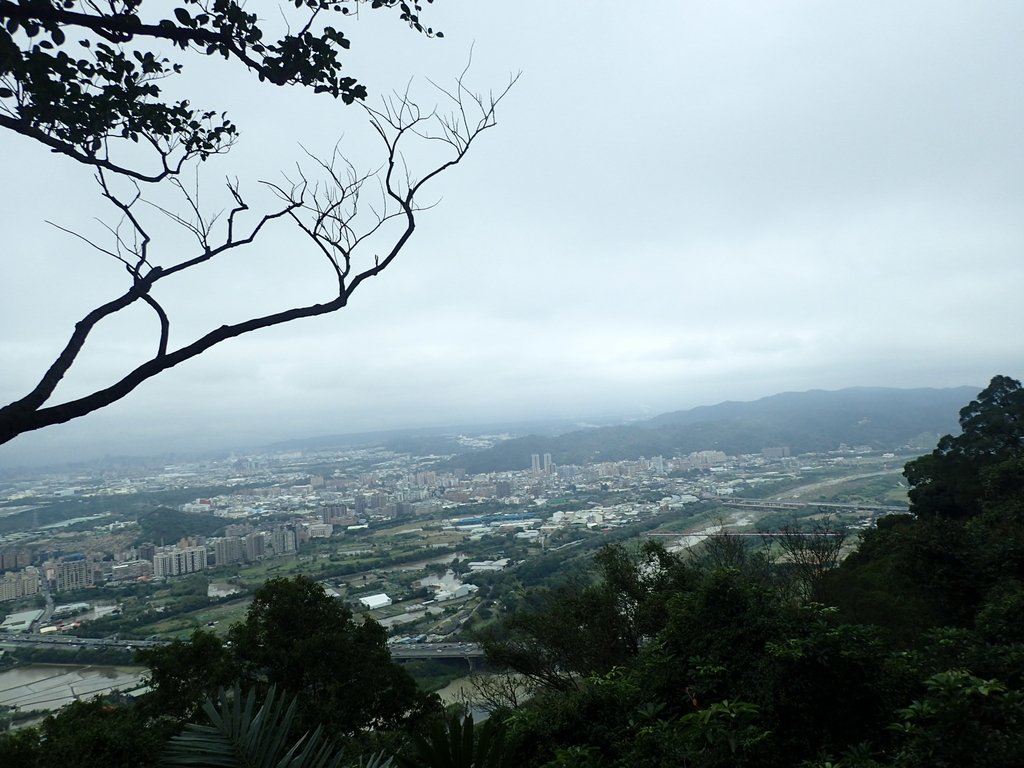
0, 608, 43, 633
110, 559, 153, 582
358, 593, 392, 610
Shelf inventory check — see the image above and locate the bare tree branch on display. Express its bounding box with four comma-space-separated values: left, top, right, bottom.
767, 515, 847, 601
0, 113, 190, 183
0, 73, 515, 445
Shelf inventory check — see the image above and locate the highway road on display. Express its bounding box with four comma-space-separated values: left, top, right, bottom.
0, 633, 165, 650
388, 641, 484, 659
0, 632, 483, 659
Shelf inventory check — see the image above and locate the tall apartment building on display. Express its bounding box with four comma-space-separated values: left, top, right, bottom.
415, 471, 437, 487
321, 504, 348, 525
242, 532, 265, 562
214, 537, 245, 567
268, 527, 296, 556
151, 550, 174, 578
0, 567, 40, 602
0, 549, 32, 572
152, 545, 207, 578
56, 555, 94, 592
689, 450, 728, 467
531, 453, 541, 474
543, 453, 553, 475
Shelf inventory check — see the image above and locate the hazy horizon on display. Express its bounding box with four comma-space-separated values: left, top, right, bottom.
0, 380, 986, 471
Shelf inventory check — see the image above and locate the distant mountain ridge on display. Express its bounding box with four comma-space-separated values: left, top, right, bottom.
263, 416, 614, 455
447, 386, 978, 473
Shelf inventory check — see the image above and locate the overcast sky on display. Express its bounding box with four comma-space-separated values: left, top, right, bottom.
2, 1, 1022, 467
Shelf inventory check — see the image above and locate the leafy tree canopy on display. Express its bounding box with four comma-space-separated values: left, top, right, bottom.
230, 575, 438, 735
0, 0, 437, 181
481, 542, 696, 693
135, 628, 242, 722
905, 375, 1024, 521
141, 575, 439, 738
0, 698, 177, 768
136, 506, 225, 544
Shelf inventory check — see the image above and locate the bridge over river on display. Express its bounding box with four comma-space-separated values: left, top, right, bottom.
707, 496, 907, 514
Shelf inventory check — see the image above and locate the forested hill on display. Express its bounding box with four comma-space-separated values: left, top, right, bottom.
449, 386, 977, 473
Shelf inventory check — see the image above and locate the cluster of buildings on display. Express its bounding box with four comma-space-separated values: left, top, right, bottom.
0, 437, 904, 612
0, 444, 777, 602
0, 555, 95, 603
0, 522, 309, 600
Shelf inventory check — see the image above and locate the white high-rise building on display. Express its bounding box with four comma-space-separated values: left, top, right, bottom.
153, 545, 207, 578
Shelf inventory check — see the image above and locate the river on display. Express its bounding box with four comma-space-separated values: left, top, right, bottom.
0, 663, 502, 720
0, 664, 146, 712
434, 673, 531, 720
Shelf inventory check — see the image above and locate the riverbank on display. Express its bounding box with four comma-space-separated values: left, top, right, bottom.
0, 664, 146, 713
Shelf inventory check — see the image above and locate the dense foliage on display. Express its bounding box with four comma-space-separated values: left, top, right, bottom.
474, 376, 1024, 767
136, 506, 226, 543
0, 576, 438, 767
133, 575, 439, 735
0, 0, 436, 181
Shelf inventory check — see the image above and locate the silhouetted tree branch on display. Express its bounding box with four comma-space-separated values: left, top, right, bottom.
767, 516, 847, 601
0, 71, 517, 445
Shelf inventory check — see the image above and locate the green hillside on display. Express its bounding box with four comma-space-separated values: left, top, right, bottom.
450, 386, 975, 473
135, 507, 226, 545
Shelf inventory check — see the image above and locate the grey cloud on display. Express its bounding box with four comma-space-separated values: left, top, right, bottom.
2, 1, 1023, 466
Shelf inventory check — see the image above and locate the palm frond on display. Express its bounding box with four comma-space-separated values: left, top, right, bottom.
161, 685, 359, 768
398, 714, 507, 768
